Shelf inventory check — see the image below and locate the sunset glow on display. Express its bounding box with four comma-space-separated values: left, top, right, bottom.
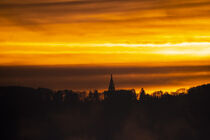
0, 0, 210, 92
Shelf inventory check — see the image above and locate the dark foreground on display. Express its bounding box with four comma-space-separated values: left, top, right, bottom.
1, 84, 210, 140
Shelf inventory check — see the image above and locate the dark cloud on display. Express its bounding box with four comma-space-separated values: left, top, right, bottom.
0, 65, 210, 77
1, 0, 210, 26
0, 65, 209, 91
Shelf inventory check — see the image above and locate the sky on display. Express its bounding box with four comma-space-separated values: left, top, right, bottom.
0, 0, 210, 92
0, 65, 210, 93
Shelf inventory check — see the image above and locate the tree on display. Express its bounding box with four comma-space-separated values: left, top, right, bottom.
139, 88, 145, 102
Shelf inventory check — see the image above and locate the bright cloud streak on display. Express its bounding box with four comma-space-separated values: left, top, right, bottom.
0, 42, 210, 57
1, 42, 210, 47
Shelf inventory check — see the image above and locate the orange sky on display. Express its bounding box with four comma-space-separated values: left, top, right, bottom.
0, 0, 209, 92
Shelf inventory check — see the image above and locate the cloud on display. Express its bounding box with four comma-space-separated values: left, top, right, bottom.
0, 65, 209, 91
1, 0, 210, 26
0, 0, 210, 74
0, 0, 210, 45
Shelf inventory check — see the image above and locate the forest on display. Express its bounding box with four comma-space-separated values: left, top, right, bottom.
1, 84, 210, 140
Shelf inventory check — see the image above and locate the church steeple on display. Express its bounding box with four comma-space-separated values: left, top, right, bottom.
108, 74, 115, 91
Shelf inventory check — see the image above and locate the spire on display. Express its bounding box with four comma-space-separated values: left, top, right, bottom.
108, 74, 115, 91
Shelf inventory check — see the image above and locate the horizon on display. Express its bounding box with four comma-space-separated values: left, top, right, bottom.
0, 64, 209, 93
2, 83, 209, 95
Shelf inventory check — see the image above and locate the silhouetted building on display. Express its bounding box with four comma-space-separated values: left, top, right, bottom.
104, 74, 136, 102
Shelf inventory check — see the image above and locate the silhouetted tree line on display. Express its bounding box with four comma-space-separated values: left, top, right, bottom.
1, 84, 210, 140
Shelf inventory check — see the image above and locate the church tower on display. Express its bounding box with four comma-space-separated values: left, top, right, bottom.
108, 74, 115, 91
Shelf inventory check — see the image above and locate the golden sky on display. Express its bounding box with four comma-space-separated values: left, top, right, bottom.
0, 0, 210, 92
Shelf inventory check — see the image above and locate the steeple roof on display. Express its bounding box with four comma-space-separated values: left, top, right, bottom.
108, 74, 115, 91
